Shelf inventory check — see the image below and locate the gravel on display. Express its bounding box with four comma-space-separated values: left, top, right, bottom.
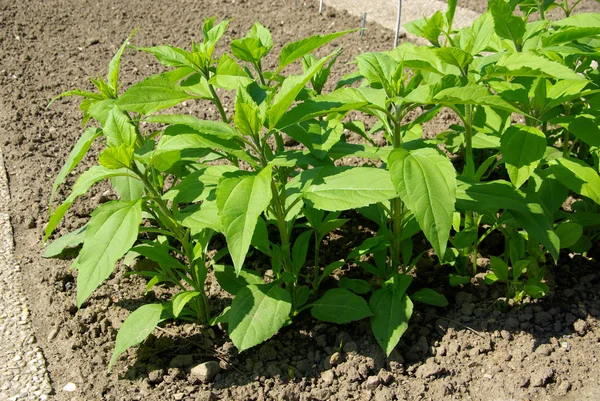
0, 148, 52, 400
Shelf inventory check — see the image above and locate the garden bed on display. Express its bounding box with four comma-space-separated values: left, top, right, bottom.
1, 0, 600, 400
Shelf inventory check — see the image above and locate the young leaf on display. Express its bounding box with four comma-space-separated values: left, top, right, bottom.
338, 278, 373, 294
282, 119, 343, 160
229, 283, 292, 352
103, 108, 137, 148
75, 200, 143, 307
45, 166, 138, 240
300, 167, 397, 212
213, 264, 263, 295
144, 114, 238, 138
436, 47, 473, 73
549, 156, 600, 205
138, 45, 195, 69
107, 30, 136, 96
217, 168, 272, 275
355, 52, 397, 93
116, 78, 194, 115
42, 225, 87, 258
554, 222, 583, 249
234, 85, 262, 137
489, 0, 525, 48
99, 146, 134, 169
172, 291, 201, 318
500, 125, 546, 188
278, 30, 351, 71
209, 54, 253, 90
551, 114, 600, 147
310, 288, 373, 323
50, 127, 101, 205
455, 179, 530, 213
109, 303, 165, 371
411, 288, 448, 307
292, 230, 313, 274
490, 256, 509, 282
110, 176, 144, 201
389, 147, 456, 258
370, 286, 413, 356
491, 52, 586, 81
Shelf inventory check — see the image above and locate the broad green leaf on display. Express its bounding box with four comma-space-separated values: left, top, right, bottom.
99, 146, 134, 169
132, 241, 187, 271
553, 13, 600, 28
45, 166, 138, 240
75, 200, 142, 307
490, 52, 586, 81
500, 125, 546, 188
42, 225, 87, 258
292, 230, 313, 274
50, 127, 101, 205
180, 73, 213, 98
144, 114, 238, 138
138, 45, 195, 69
489, 0, 525, 47
389, 147, 456, 258
276, 88, 370, 129
86, 99, 117, 126
117, 78, 194, 115
214, 264, 263, 295
217, 168, 272, 274
278, 30, 351, 71
411, 288, 448, 307
433, 83, 522, 114
550, 156, 600, 205
436, 47, 473, 72
490, 256, 509, 282
468, 12, 494, 55
283, 119, 343, 160
422, 11, 445, 46
551, 114, 600, 147
338, 278, 373, 294
455, 179, 530, 213
529, 171, 568, 213
163, 165, 237, 203
231, 38, 268, 63
370, 286, 413, 356
103, 108, 137, 148
300, 167, 396, 211
268, 56, 330, 129
109, 303, 164, 371
107, 30, 136, 95
209, 54, 253, 90
446, 0, 457, 29
509, 206, 560, 261
110, 176, 144, 201
178, 201, 222, 234
229, 283, 292, 352
554, 222, 583, 249
235, 85, 262, 137
356, 52, 397, 92
311, 288, 373, 323
542, 27, 600, 47
172, 291, 201, 318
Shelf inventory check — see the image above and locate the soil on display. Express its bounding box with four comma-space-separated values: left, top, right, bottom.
1, 0, 600, 400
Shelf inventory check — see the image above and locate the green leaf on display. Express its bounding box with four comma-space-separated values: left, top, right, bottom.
436, 47, 473, 72
370, 286, 413, 356
42, 225, 87, 258
489, 0, 525, 46
144, 114, 238, 138
217, 168, 272, 274
268, 56, 330, 129
433, 83, 523, 114
50, 127, 101, 205
132, 241, 187, 271
299, 167, 396, 212
74, 200, 142, 307
103, 108, 137, 148
446, 0, 457, 29
178, 201, 222, 235
553, 13, 600, 28
551, 114, 600, 147
229, 283, 292, 352
389, 147, 456, 258
213, 264, 263, 295
490, 256, 509, 282
356, 52, 397, 92
99, 145, 134, 169
468, 12, 494, 55
180, 73, 213, 98
311, 288, 373, 324
234, 85, 262, 137
107, 30, 136, 95
292, 230, 313, 274
550, 156, 600, 205
411, 288, 448, 307
172, 291, 201, 318
110, 176, 144, 201
500, 125, 546, 188
455, 179, 530, 213
283, 119, 343, 160
278, 30, 351, 71
209, 54, 253, 90
138, 45, 195, 69
510, 206, 560, 261
554, 222, 583, 249
338, 278, 373, 294
117, 78, 194, 115
45, 166, 138, 240
109, 303, 164, 371
490, 52, 586, 81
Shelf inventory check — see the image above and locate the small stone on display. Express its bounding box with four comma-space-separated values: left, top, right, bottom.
558, 380, 572, 395
374, 387, 394, 401
519, 376, 531, 388
455, 292, 474, 305
190, 361, 220, 384
460, 303, 475, 316
63, 383, 77, 392
174, 393, 185, 400
378, 369, 394, 385
329, 352, 343, 367
343, 341, 358, 353
365, 376, 380, 390
195, 391, 217, 401
534, 311, 552, 327
531, 368, 554, 387
500, 330, 512, 341
321, 369, 335, 385
415, 361, 443, 379
505, 317, 519, 329
147, 369, 164, 383
47, 327, 59, 341
573, 319, 589, 335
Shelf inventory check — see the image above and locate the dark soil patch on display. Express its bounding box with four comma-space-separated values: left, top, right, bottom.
1, 1, 600, 400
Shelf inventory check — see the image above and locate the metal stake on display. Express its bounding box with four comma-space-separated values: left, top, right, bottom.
319, 0, 323, 13
360, 12, 367, 38
394, 0, 402, 48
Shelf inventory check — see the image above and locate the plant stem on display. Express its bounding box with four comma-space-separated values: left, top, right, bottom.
313, 234, 321, 290
391, 107, 405, 274
208, 83, 229, 123
463, 104, 475, 179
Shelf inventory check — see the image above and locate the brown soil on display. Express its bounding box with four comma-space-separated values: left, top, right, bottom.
1, 1, 600, 400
